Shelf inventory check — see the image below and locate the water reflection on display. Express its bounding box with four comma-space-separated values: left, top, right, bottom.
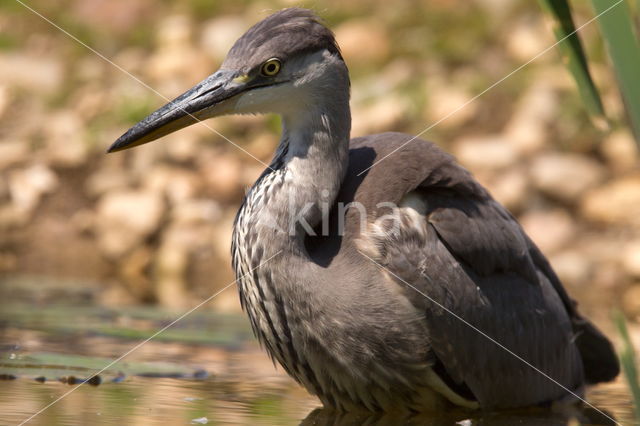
302, 404, 617, 426
0, 302, 633, 425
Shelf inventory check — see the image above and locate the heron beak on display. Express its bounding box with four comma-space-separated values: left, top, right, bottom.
107, 69, 246, 153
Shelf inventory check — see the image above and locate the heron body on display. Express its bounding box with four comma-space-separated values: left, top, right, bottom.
110, 8, 619, 412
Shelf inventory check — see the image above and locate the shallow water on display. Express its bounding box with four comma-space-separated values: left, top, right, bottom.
0, 300, 635, 425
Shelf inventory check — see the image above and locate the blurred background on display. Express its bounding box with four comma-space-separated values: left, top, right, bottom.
1, 0, 639, 424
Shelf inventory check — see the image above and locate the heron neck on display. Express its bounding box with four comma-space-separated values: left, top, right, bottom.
240, 99, 351, 256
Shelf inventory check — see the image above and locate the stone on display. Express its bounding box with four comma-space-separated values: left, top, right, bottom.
623, 241, 640, 278
0, 205, 27, 228
200, 153, 243, 201
484, 167, 529, 212
0, 140, 29, 170
95, 190, 164, 258
0, 84, 9, 119
85, 165, 131, 198
118, 246, 153, 300
210, 212, 236, 261
201, 16, 249, 63
519, 209, 575, 254
72, 0, 153, 34
142, 166, 200, 204
622, 284, 640, 319
529, 153, 605, 203
600, 130, 639, 173
72, 87, 108, 122
505, 18, 552, 62
172, 200, 222, 226
453, 135, 518, 171
43, 111, 88, 167
147, 15, 211, 85
244, 133, 278, 163
549, 250, 591, 286
241, 164, 265, 188
0, 53, 63, 94
154, 225, 198, 308
504, 81, 557, 155
351, 95, 408, 137
8, 164, 58, 215
424, 84, 477, 129
334, 19, 389, 66
580, 175, 640, 227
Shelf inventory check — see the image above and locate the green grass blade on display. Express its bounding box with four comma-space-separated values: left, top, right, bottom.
592, 0, 640, 146
613, 310, 640, 421
538, 0, 606, 122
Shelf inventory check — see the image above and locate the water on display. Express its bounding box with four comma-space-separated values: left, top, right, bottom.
0, 301, 635, 425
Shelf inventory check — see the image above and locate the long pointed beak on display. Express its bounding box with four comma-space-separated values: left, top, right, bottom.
108, 69, 244, 153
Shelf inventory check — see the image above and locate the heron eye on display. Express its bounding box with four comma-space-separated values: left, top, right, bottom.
260, 58, 281, 76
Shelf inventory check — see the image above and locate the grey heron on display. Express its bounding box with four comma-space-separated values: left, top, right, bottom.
109, 8, 619, 412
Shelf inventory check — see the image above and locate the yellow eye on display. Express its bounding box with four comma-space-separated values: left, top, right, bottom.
261, 58, 281, 76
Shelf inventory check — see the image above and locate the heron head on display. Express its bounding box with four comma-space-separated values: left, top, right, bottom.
108, 8, 348, 153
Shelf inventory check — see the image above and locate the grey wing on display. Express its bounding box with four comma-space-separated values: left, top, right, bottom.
347, 134, 617, 405
364, 187, 585, 408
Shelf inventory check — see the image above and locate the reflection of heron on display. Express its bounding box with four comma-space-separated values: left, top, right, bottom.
110, 8, 618, 411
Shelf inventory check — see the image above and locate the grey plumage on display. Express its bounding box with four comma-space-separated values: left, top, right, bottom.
110, 7, 619, 412
224, 9, 342, 70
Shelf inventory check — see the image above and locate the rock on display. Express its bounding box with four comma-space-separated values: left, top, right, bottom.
424, 84, 477, 129
200, 16, 249, 63
172, 200, 222, 226
478, 0, 516, 21
118, 246, 153, 300
156, 14, 192, 48
72, 0, 153, 34
164, 128, 202, 162
241, 164, 265, 188
211, 212, 236, 261
549, 250, 591, 286
147, 15, 211, 85
154, 224, 208, 308
622, 284, 640, 319
99, 282, 139, 306
600, 130, 639, 173
0, 53, 63, 94
453, 135, 518, 171
199, 153, 243, 201
8, 164, 58, 215
351, 95, 408, 137
483, 167, 529, 212
142, 166, 200, 204
0, 140, 29, 170
85, 165, 131, 198
72, 86, 109, 121
519, 209, 575, 254
504, 81, 557, 155
334, 19, 389, 66
244, 132, 278, 163
0, 205, 27, 229
591, 261, 625, 290
0, 84, 9, 119
43, 111, 88, 167
0, 251, 17, 272
76, 56, 107, 83
529, 153, 605, 203
623, 241, 640, 278
505, 18, 552, 62
112, 47, 147, 77
352, 60, 413, 103
95, 190, 164, 258
70, 209, 95, 234
580, 175, 640, 227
